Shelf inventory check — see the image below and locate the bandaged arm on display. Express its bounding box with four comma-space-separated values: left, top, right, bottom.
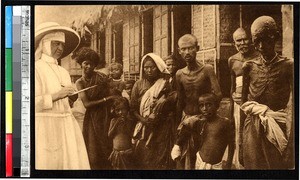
171, 124, 191, 160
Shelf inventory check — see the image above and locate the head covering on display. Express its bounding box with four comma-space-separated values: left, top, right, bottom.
140, 53, 170, 79
35, 22, 80, 60
39, 32, 65, 57
251, 16, 278, 43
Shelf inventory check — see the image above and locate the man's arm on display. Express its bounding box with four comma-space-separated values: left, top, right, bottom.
206, 65, 222, 102
171, 123, 191, 161
175, 71, 184, 122
241, 62, 250, 105
226, 58, 236, 170
225, 119, 235, 169
228, 58, 236, 121
228, 58, 235, 98
241, 62, 250, 130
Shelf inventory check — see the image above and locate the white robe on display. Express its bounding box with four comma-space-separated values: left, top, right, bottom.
35, 54, 90, 170
232, 76, 243, 169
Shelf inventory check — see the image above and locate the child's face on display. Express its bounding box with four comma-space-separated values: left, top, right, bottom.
198, 96, 217, 120
110, 65, 122, 79
165, 59, 176, 74
125, 83, 133, 96
114, 103, 129, 118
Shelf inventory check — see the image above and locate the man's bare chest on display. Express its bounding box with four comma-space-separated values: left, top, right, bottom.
181, 72, 209, 89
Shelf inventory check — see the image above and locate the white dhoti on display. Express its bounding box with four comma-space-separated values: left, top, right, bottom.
195, 152, 222, 170
233, 102, 243, 169
231, 76, 243, 169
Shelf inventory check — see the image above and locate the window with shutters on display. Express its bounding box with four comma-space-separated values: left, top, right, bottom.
129, 15, 140, 74
112, 22, 123, 65
153, 5, 170, 59
123, 15, 140, 80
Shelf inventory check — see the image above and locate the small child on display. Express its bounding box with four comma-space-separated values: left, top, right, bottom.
109, 62, 126, 96
122, 79, 135, 102
171, 93, 233, 170
163, 55, 177, 77
163, 55, 177, 89
108, 97, 136, 169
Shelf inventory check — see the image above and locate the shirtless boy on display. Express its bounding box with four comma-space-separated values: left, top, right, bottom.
171, 93, 232, 169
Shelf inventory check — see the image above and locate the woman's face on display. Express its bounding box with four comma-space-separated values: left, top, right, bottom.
51, 41, 65, 59
143, 58, 159, 80
82, 60, 96, 76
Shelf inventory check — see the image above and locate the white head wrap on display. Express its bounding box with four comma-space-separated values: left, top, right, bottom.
140, 53, 170, 79
35, 31, 65, 61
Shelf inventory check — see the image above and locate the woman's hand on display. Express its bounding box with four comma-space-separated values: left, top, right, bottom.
52, 86, 75, 101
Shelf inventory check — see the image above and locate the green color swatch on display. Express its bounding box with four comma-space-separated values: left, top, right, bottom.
6, 48, 12, 91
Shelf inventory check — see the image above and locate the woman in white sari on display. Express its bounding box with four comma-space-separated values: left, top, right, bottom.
35, 22, 90, 170
131, 53, 178, 169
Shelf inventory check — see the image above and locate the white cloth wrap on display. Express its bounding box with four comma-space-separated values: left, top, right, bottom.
240, 101, 288, 155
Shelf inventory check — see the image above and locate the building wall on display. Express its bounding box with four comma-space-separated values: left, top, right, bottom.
74, 5, 289, 83
105, 21, 112, 65
192, 5, 218, 73
282, 5, 293, 59
218, 5, 240, 98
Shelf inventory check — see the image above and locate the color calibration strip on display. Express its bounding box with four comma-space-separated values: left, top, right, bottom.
5, 5, 13, 177
20, 6, 31, 177
13, 6, 22, 177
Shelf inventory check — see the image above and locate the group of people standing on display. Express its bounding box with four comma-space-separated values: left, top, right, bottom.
35, 15, 294, 171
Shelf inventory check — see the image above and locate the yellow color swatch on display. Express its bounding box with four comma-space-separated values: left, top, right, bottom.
6, 92, 12, 133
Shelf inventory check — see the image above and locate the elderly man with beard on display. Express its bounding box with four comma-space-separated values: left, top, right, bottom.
171, 34, 222, 169
241, 16, 294, 169
227, 28, 260, 169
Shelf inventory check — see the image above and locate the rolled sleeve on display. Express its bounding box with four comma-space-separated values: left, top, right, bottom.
35, 94, 53, 112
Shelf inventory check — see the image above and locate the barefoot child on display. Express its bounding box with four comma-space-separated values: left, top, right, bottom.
108, 97, 136, 169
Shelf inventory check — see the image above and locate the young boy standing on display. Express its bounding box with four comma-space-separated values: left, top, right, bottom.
171, 93, 232, 170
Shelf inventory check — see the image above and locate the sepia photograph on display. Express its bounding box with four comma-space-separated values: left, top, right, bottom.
34, 3, 295, 171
